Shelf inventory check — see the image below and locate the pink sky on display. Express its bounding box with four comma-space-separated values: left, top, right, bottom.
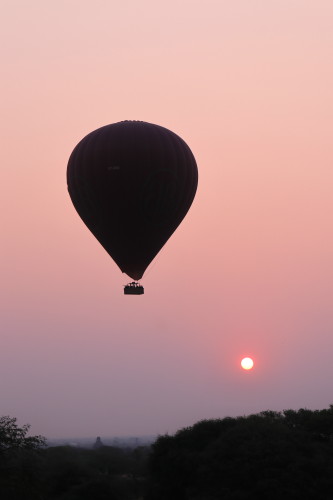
1, 0, 333, 438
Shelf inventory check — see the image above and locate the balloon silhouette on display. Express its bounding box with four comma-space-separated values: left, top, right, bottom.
67, 121, 198, 280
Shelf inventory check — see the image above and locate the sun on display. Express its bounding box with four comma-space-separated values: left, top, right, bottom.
241, 357, 254, 370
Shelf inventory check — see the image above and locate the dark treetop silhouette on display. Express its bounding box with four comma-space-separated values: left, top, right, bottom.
67, 121, 198, 283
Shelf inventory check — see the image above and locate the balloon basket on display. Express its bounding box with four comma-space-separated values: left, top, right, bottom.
124, 282, 144, 295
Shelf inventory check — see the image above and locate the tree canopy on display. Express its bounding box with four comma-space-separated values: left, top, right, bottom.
147, 406, 333, 499
0, 416, 46, 453
2, 408, 333, 499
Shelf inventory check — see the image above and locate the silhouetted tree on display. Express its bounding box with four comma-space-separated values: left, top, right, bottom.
0, 416, 46, 499
0, 416, 45, 452
146, 407, 333, 500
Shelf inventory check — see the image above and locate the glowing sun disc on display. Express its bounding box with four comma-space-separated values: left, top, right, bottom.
241, 357, 254, 370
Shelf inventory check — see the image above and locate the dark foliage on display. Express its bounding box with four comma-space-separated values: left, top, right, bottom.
147, 406, 333, 500
0, 416, 46, 452
0, 416, 46, 500
41, 445, 149, 499
0, 416, 149, 499
2, 408, 333, 499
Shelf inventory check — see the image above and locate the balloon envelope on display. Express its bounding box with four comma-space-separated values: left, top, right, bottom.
67, 121, 198, 280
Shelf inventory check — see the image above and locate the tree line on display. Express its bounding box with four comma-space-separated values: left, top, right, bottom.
1, 407, 333, 499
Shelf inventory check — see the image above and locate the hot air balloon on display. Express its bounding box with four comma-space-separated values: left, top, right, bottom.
67, 121, 198, 293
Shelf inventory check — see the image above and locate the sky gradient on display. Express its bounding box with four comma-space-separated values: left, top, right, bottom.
1, 0, 333, 439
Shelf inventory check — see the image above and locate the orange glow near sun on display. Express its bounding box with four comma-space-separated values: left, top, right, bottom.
241, 357, 254, 370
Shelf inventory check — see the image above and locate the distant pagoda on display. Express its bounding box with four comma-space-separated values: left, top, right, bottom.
93, 436, 104, 449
